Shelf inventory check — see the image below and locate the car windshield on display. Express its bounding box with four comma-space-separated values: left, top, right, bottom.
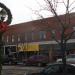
41, 64, 60, 74
67, 54, 75, 58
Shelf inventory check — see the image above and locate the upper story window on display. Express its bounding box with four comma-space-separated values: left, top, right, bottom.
46, 31, 51, 40
39, 31, 46, 40
6, 35, 9, 43
25, 32, 34, 42
18, 35, 20, 42
25, 33, 27, 41
31, 32, 34, 41
2, 36, 4, 41
12, 35, 15, 42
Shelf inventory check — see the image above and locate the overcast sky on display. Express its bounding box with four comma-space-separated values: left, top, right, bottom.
0, 0, 75, 25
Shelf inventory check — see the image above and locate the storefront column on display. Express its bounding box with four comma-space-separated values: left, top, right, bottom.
3, 46, 6, 55
49, 48, 53, 62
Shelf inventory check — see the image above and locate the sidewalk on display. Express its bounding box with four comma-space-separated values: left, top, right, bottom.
2, 65, 44, 75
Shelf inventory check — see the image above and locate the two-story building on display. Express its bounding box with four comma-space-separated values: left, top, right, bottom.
2, 13, 75, 61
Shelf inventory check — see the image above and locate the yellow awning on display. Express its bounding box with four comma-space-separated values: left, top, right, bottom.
27, 44, 39, 51
16, 43, 39, 52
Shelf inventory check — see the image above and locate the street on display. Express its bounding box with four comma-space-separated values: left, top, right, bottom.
2, 65, 44, 75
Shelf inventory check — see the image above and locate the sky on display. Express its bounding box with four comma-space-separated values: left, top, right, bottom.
0, 0, 75, 25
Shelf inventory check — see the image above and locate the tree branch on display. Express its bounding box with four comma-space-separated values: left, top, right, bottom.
69, 0, 75, 7
46, 0, 65, 29
65, 31, 75, 42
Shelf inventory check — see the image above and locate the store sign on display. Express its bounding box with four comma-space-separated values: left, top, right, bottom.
27, 44, 39, 51
17, 44, 39, 51
17, 44, 23, 51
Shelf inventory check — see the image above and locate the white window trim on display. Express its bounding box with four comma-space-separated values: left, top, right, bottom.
12, 35, 14, 42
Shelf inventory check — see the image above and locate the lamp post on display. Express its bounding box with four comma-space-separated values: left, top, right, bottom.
0, 9, 7, 75
0, 3, 12, 75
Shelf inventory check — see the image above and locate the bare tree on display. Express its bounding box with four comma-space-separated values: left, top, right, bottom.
32, 0, 75, 68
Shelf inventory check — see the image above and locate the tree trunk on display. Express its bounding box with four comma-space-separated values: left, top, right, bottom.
61, 41, 67, 72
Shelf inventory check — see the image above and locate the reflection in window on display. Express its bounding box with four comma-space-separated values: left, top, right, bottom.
39, 31, 46, 40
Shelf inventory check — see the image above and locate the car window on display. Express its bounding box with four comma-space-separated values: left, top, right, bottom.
67, 55, 75, 58
43, 64, 60, 74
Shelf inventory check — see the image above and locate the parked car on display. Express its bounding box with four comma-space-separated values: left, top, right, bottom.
27, 63, 75, 75
56, 54, 75, 64
23, 55, 49, 66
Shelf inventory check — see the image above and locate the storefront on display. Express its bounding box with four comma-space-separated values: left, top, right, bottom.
4, 45, 16, 55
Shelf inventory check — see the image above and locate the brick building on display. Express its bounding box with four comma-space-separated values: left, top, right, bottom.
2, 13, 75, 62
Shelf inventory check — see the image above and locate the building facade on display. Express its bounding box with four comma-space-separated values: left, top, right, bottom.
2, 13, 75, 62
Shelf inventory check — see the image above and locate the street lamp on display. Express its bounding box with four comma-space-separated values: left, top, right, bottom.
0, 2, 12, 75
0, 10, 7, 33
0, 9, 7, 21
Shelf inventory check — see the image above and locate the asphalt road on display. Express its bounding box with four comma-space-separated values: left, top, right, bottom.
2, 65, 44, 75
